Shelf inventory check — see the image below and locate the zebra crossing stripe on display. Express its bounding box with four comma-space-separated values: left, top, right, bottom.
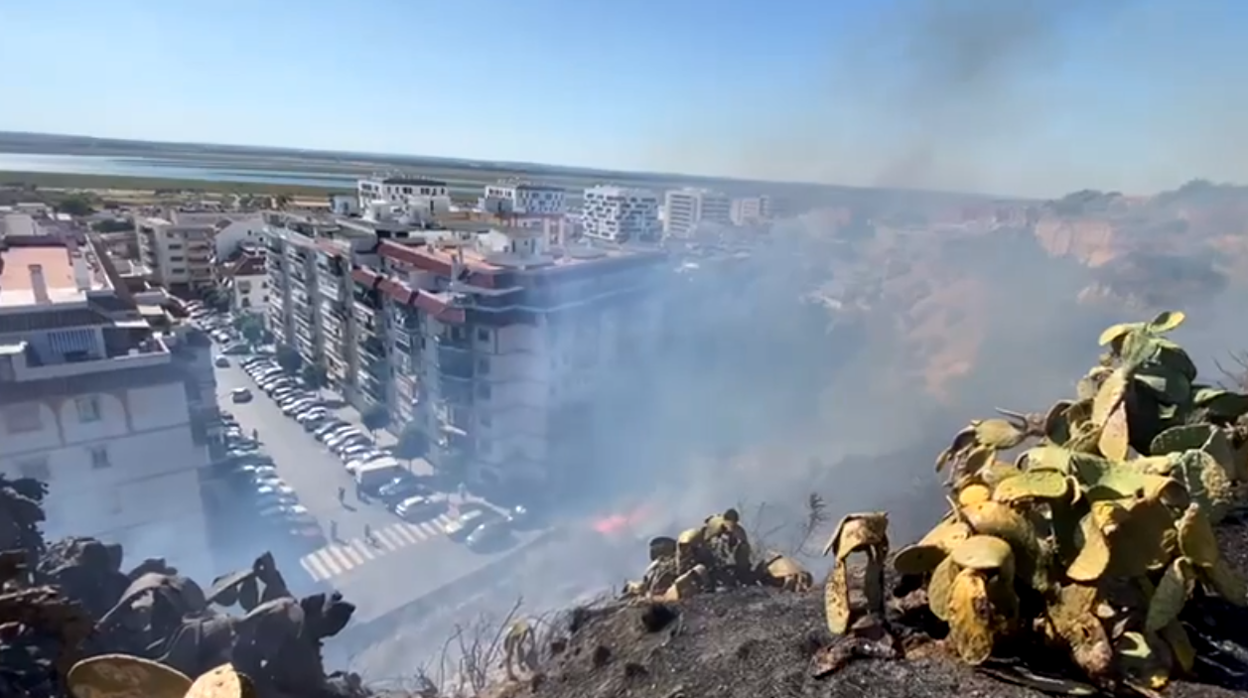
350, 539, 376, 560
324, 545, 357, 571
393, 524, 421, 544
375, 527, 405, 549
301, 554, 332, 581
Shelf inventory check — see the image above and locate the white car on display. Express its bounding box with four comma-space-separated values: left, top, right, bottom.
256, 483, 296, 498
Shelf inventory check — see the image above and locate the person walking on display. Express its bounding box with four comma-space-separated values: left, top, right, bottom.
337, 486, 346, 505
363, 523, 373, 545
329, 520, 338, 541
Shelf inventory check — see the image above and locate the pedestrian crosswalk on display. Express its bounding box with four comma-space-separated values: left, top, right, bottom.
300, 514, 453, 582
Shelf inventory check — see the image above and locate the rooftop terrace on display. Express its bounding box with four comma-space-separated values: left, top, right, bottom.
0, 239, 113, 308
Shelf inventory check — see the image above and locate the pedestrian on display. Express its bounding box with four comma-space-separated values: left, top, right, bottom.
363, 523, 373, 544
337, 486, 345, 504
252, 428, 259, 441
329, 520, 338, 540
457, 482, 468, 501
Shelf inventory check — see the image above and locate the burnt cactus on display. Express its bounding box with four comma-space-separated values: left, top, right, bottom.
886, 310, 1248, 692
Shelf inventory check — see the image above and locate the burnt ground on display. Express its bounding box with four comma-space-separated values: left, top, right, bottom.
480, 514, 1248, 698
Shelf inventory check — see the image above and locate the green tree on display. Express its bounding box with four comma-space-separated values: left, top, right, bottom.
275, 345, 302, 374
361, 405, 390, 438
54, 194, 95, 217
301, 363, 328, 394
233, 314, 265, 345
90, 218, 134, 233
394, 422, 428, 467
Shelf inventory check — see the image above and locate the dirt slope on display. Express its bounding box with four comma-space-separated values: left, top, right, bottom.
486, 515, 1248, 698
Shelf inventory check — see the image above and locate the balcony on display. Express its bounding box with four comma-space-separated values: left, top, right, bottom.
0, 336, 171, 383
433, 331, 471, 351
360, 337, 387, 361
437, 348, 473, 378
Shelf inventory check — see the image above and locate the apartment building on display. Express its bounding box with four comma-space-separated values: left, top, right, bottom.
663, 188, 732, 238
351, 227, 667, 493
220, 252, 268, 315
136, 217, 217, 292
165, 211, 265, 262
480, 182, 567, 216
581, 186, 662, 243
730, 195, 773, 226
262, 214, 384, 389
0, 235, 213, 572
357, 176, 452, 219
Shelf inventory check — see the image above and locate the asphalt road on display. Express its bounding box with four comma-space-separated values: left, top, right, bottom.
213, 362, 546, 621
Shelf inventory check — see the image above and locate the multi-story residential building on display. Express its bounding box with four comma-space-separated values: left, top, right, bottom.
220, 252, 268, 315
663, 188, 732, 238
0, 234, 213, 574
357, 176, 452, 219
263, 214, 381, 390
165, 212, 265, 262
480, 182, 567, 217
351, 227, 667, 493
730, 195, 773, 226
136, 217, 217, 293
581, 186, 661, 243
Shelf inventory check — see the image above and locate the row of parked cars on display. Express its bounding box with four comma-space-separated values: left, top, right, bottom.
235, 357, 533, 554
239, 357, 399, 471
208, 410, 326, 553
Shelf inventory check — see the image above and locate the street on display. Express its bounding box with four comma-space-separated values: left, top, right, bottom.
212, 362, 545, 621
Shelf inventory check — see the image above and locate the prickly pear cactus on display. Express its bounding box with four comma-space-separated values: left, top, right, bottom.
896, 312, 1248, 692
66, 653, 192, 698
185, 663, 256, 698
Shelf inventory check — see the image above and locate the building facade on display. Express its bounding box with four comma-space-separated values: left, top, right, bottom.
357, 176, 452, 219
220, 253, 268, 315
730, 195, 773, 226
481, 182, 567, 216
580, 186, 661, 243
663, 188, 732, 237
0, 235, 213, 575
136, 218, 217, 292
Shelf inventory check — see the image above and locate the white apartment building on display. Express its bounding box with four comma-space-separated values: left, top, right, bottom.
663, 188, 732, 238
730, 195, 772, 226
0, 236, 212, 572
263, 213, 380, 389
136, 218, 217, 292
220, 253, 268, 315
166, 211, 266, 262
362, 228, 667, 494
581, 186, 662, 243
357, 176, 452, 219
480, 182, 567, 216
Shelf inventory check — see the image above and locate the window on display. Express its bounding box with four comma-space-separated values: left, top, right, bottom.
476, 328, 490, 343
4, 406, 42, 434
476, 384, 492, 400
89, 445, 111, 469
16, 457, 50, 481
477, 358, 490, 375
169, 255, 185, 262
238, 281, 252, 292
75, 396, 102, 423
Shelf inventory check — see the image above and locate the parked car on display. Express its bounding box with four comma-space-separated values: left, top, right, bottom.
313, 421, 349, 439
377, 475, 428, 504
442, 510, 492, 542
465, 520, 512, 551
214, 356, 230, 368
394, 494, 449, 522
231, 388, 253, 403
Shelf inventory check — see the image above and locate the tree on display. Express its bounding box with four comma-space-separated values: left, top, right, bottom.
203, 289, 231, 314
275, 345, 302, 374
394, 422, 428, 467
54, 194, 94, 217
90, 218, 134, 233
301, 363, 328, 394
234, 314, 265, 345
361, 405, 390, 438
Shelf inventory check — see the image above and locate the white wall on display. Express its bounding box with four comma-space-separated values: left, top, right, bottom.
231, 273, 269, 314
214, 216, 266, 260
0, 380, 210, 568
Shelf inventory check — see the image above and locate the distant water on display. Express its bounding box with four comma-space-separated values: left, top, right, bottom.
0, 153, 357, 188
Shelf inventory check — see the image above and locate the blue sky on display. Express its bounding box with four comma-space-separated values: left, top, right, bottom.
1, 0, 1247, 196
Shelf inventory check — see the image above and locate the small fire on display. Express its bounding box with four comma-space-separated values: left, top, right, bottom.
591, 505, 653, 535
